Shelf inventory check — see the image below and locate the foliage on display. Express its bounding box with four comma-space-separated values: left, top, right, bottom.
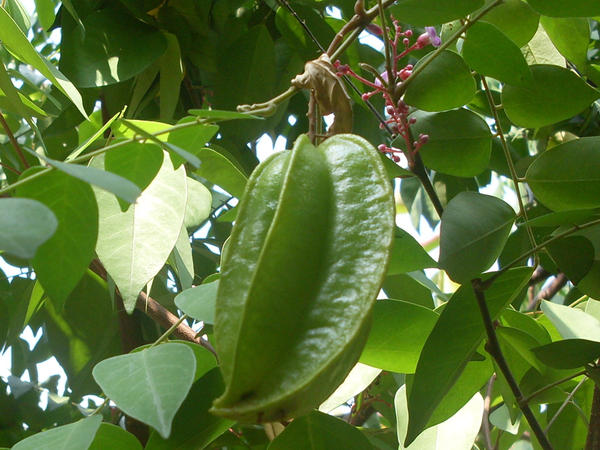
1, 0, 600, 449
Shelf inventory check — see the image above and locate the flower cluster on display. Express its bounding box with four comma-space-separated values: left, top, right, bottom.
335, 20, 440, 164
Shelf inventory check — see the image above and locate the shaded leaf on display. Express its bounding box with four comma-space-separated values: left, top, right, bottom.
268, 410, 373, 450
175, 280, 219, 324
502, 65, 599, 128
526, 0, 600, 17
405, 51, 476, 112
390, 0, 483, 26
533, 339, 600, 369
194, 148, 248, 199
60, 10, 167, 87
479, 0, 539, 47
462, 22, 532, 86
88, 423, 142, 450
526, 137, 600, 211
406, 267, 532, 444
439, 192, 516, 283
17, 169, 98, 308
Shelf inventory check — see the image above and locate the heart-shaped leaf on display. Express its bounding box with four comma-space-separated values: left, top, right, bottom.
93, 343, 196, 438
12, 415, 102, 450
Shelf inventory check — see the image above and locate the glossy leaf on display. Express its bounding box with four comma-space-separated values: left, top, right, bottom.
387, 228, 437, 275
212, 134, 394, 422
397, 385, 484, 449
526, 137, 600, 211
88, 423, 142, 450
406, 267, 532, 444
94, 152, 187, 312
410, 109, 492, 177
93, 343, 196, 439
12, 415, 102, 450
17, 169, 98, 307
359, 300, 438, 373
60, 10, 167, 87
540, 17, 590, 69
0, 198, 57, 259
541, 300, 600, 342
389, 0, 483, 26
175, 280, 219, 324
502, 65, 600, 128
480, 0, 539, 47
0, 9, 86, 116
533, 339, 600, 369
268, 410, 373, 450
439, 192, 516, 283
145, 368, 233, 450
404, 51, 476, 111
525, 0, 600, 17
462, 22, 532, 86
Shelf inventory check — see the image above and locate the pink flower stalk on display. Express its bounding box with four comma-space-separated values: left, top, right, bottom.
335, 21, 440, 166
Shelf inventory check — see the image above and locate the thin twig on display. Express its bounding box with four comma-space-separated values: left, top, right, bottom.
277, 0, 326, 54
481, 76, 537, 255
0, 111, 28, 169
520, 369, 587, 406
472, 279, 553, 449
484, 219, 600, 289
545, 377, 587, 433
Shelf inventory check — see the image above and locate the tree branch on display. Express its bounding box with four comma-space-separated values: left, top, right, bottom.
472, 279, 553, 449
586, 385, 600, 450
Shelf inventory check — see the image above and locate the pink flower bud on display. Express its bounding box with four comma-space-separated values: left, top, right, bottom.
404, 29, 413, 38
366, 24, 384, 36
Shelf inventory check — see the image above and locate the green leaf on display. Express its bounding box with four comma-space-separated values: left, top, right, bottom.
541, 300, 600, 342
60, 10, 167, 87
104, 143, 164, 193
268, 410, 373, 450
522, 24, 565, 66
47, 158, 141, 204
387, 228, 437, 275
183, 177, 211, 230
502, 65, 600, 128
496, 326, 545, 373
480, 0, 539, 47
42, 270, 121, 397
547, 236, 595, 284
175, 280, 219, 324
397, 386, 483, 449
439, 192, 516, 283
406, 267, 532, 444
145, 368, 233, 450
159, 33, 183, 121
382, 273, 434, 308
89, 423, 142, 450
194, 148, 248, 199
389, 0, 483, 26
359, 300, 438, 373
93, 152, 187, 312
525, 0, 600, 17
540, 17, 590, 69
319, 363, 381, 413
12, 415, 102, 450
33, 0, 55, 30
409, 109, 492, 177
533, 339, 600, 369
526, 137, 600, 211
16, 169, 98, 308
462, 22, 532, 86
0, 9, 86, 116
187, 109, 262, 121
523, 209, 599, 227
404, 51, 476, 112
170, 225, 194, 290
0, 198, 57, 259
92, 343, 196, 439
